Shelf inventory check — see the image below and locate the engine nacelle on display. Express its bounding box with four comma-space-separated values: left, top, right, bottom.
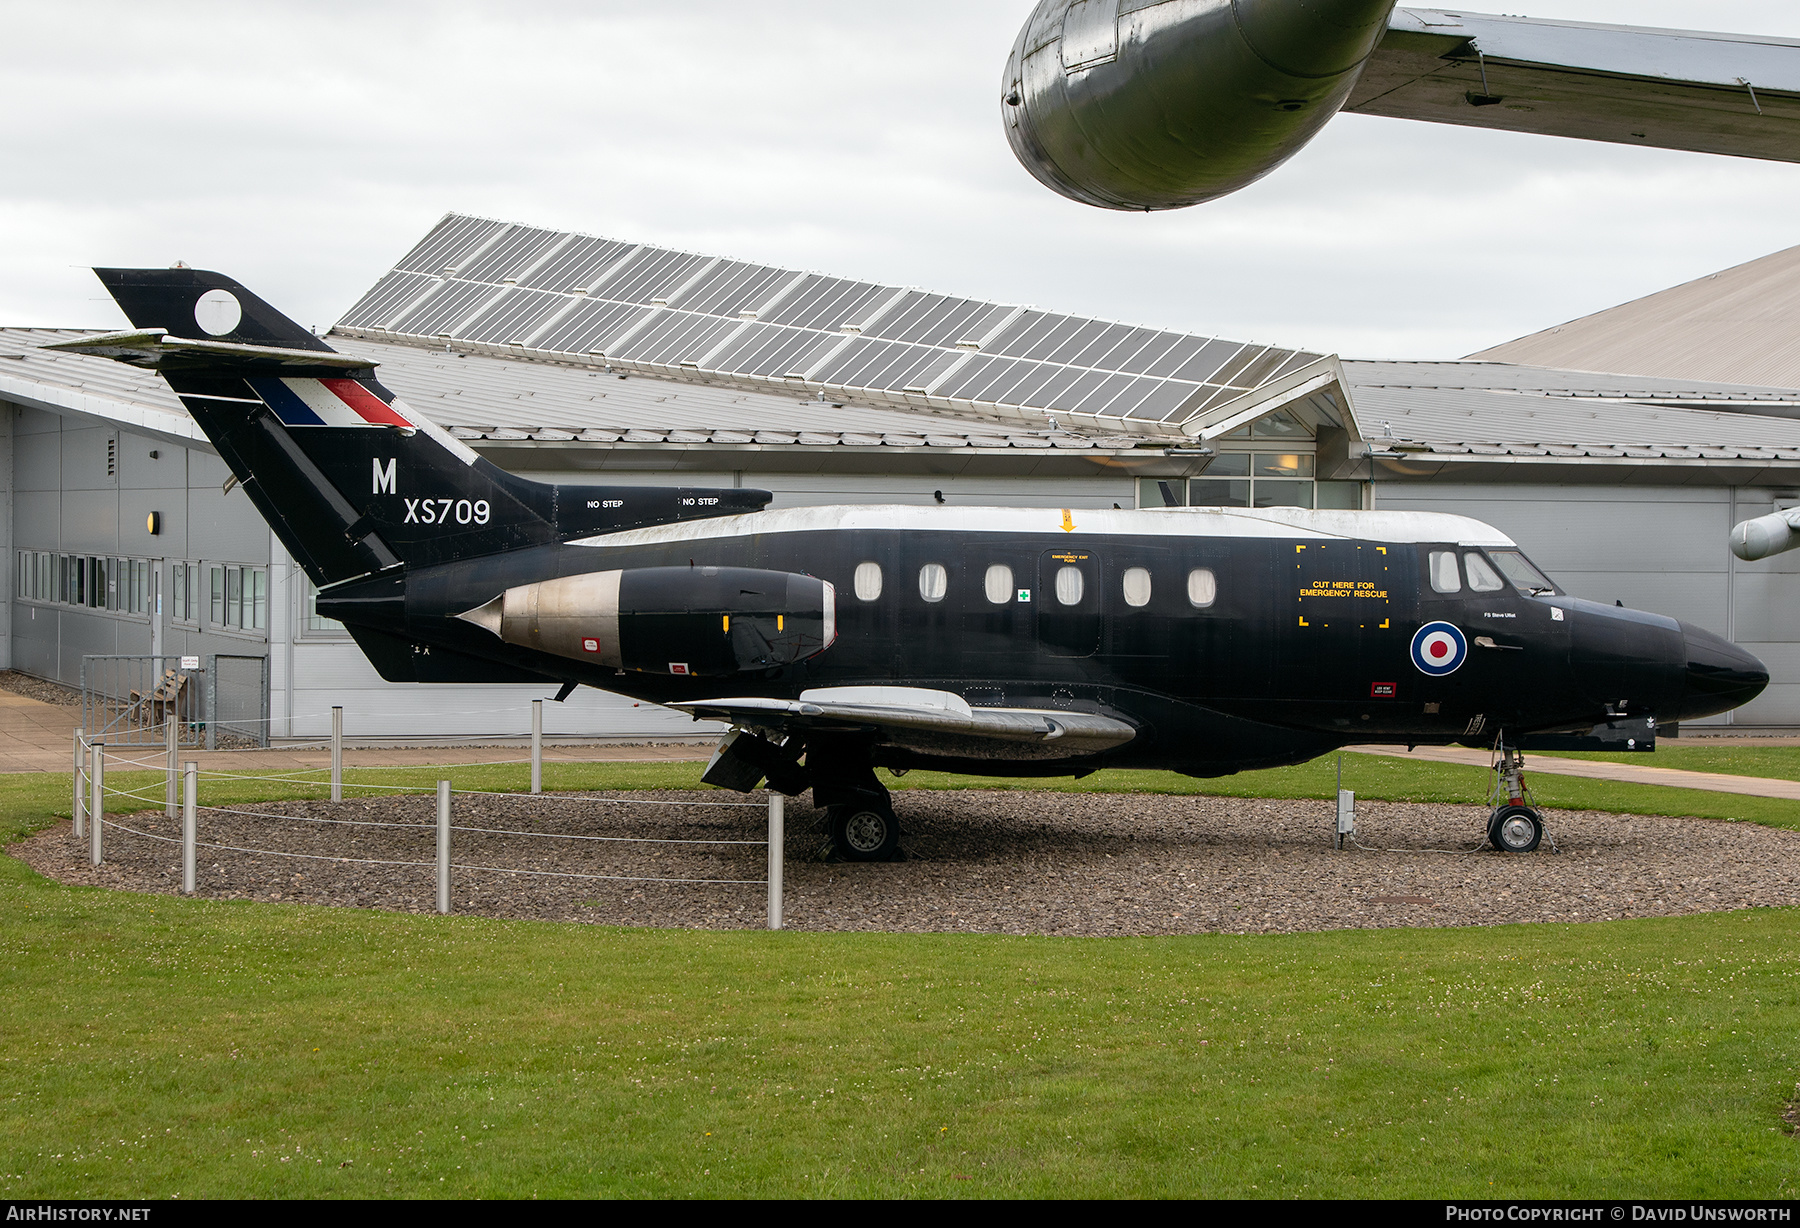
1003, 0, 1396, 210
1730, 509, 1800, 561
459, 566, 836, 676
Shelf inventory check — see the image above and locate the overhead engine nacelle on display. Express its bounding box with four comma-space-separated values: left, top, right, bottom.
459, 566, 836, 677
1730, 509, 1800, 562
1003, 0, 1396, 210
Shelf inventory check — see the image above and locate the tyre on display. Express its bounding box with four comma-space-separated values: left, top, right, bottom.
1488, 805, 1543, 853
828, 802, 899, 862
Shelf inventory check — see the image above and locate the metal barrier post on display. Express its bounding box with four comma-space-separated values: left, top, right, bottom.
767, 793, 783, 931
165, 714, 179, 818
436, 780, 451, 915
72, 731, 86, 840
89, 740, 104, 867
331, 707, 343, 802
182, 761, 197, 895
531, 700, 543, 795
204, 656, 217, 751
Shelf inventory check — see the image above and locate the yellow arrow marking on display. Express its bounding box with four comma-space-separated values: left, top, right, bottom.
1060, 509, 1076, 532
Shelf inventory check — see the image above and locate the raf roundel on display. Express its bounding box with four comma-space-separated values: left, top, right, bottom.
1411, 621, 1468, 676
193, 288, 242, 337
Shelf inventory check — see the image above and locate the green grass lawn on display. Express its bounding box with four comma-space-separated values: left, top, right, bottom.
4, 762, 1798, 1198
1552, 744, 1800, 784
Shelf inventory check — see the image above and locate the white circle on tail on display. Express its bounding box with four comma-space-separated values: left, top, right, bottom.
194, 289, 242, 336
1410, 621, 1467, 676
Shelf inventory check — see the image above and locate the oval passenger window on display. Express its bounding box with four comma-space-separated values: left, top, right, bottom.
1055, 565, 1084, 606
918, 563, 948, 603
984, 563, 1013, 605
1122, 566, 1152, 607
1186, 567, 1216, 608
853, 561, 882, 602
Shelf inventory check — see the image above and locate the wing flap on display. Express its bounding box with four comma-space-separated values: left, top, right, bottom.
1349, 8, 1800, 162
42, 329, 376, 374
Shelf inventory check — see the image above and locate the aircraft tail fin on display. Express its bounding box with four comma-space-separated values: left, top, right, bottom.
47, 268, 769, 588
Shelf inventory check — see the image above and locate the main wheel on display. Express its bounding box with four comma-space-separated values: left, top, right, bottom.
1488, 805, 1543, 853
828, 802, 899, 862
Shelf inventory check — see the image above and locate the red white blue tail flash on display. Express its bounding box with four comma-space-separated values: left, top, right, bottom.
249, 377, 411, 428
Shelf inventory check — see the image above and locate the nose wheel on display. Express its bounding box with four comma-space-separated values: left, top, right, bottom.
1488, 738, 1550, 853
1488, 804, 1543, 852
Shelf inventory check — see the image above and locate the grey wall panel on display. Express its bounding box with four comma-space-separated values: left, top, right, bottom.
12, 404, 60, 436
13, 425, 60, 494
186, 488, 270, 563
61, 425, 115, 493
10, 605, 55, 677
116, 431, 188, 491
118, 489, 171, 557
1547, 571, 1727, 631
1375, 483, 1730, 578
12, 491, 59, 547
61, 490, 118, 554
1727, 573, 1800, 643
0, 406, 10, 669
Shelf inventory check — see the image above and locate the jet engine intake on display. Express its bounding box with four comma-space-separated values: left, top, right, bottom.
1003, 0, 1397, 210
458, 565, 836, 676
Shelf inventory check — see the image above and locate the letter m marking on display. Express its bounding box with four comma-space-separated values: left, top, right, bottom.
373, 457, 397, 495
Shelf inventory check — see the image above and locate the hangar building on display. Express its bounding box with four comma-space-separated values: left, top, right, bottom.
3, 214, 1797, 738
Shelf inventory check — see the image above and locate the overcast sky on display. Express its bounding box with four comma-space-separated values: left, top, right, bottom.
4, 1, 1798, 360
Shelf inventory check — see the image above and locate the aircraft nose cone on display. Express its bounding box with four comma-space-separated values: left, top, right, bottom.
1676, 622, 1768, 721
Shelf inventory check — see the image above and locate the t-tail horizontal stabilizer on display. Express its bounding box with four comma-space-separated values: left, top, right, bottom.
44, 267, 771, 588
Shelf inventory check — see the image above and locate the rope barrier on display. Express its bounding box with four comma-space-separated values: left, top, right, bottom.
190, 802, 765, 845
449, 863, 765, 887
98, 818, 435, 870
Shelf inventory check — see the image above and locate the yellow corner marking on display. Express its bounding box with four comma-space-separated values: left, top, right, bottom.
1296, 545, 1306, 552
1379, 619, 1390, 629
1059, 509, 1076, 532
1298, 616, 1309, 627
1377, 546, 1386, 554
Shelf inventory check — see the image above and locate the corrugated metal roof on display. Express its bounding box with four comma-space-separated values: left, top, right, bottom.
5, 330, 1798, 469
1466, 243, 1800, 388
1342, 359, 1800, 462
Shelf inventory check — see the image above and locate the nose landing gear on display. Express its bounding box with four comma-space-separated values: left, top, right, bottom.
1488, 739, 1547, 852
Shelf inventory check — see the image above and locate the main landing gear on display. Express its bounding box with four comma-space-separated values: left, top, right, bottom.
1487, 739, 1545, 852
811, 735, 903, 862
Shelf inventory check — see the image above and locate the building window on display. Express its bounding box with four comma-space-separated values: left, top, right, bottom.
210, 563, 268, 631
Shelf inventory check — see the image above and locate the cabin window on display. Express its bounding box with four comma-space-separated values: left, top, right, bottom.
1054, 565, 1084, 606
983, 563, 1013, 604
1121, 566, 1152, 607
1464, 552, 1506, 593
1428, 550, 1462, 593
918, 563, 947, 603
1186, 568, 1216, 608
853, 561, 883, 601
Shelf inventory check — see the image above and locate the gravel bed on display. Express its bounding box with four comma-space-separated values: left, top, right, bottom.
0, 670, 80, 707
15, 790, 1800, 935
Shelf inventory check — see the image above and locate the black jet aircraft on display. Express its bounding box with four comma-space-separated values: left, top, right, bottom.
48, 269, 1768, 858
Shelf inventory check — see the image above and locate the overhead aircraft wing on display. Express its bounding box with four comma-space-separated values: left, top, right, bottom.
1347, 8, 1800, 162
669, 686, 1136, 762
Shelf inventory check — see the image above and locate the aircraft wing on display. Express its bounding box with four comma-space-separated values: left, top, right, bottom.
669, 686, 1136, 761
1347, 8, 1800, 162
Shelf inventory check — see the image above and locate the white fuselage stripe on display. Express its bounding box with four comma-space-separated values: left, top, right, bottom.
569, 505, 1516, 551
